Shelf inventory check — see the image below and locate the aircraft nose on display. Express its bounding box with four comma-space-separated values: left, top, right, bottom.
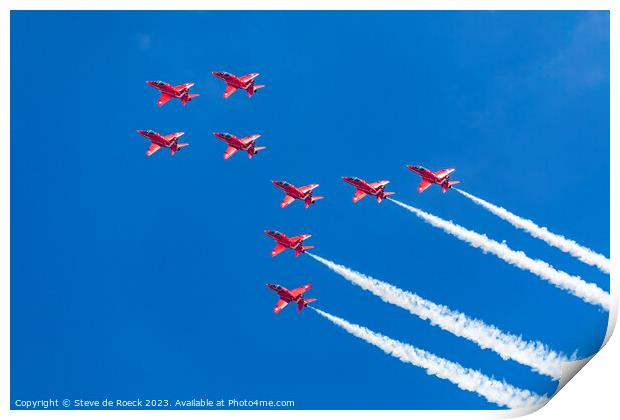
271, 180, 280, 185
264, 230, 273, 235
212, 71, 219, 76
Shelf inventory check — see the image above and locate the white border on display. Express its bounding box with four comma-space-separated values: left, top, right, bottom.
2, 1, 617, 419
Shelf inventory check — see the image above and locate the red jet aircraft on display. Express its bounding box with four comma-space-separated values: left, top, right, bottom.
266, 283, 317, 314
265, 230, 314, 257
407, 165, 460, 193
341, 176, 395, 203
146, 80, 199, 106
212, 71, 265, 98
272, 180, 323, 209
137, 129, 189, 156
212, 132, 266, 160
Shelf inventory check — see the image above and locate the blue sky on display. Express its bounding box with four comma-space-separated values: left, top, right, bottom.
11, 11, 609, 409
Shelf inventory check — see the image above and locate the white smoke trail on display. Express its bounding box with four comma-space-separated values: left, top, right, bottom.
311, 307, 548, 409
307, 253, 569, 379
454, 189, 610, 274
388, 198, 610, 311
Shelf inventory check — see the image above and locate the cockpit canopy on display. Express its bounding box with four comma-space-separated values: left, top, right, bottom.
272, 284, 283, 290
220, 133, 233, 138
350, 177, 361, 183
219, 72, 232, 77
152, 81, 165, 86
144, 130, 156, 135
279, 181, 292, 187
272, 231, 283, 237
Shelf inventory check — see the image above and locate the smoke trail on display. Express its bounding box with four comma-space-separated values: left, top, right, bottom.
311, 307, 548, 409
388, 198, 610, 311
454, 189, 610, 274
307, 253, 569, 379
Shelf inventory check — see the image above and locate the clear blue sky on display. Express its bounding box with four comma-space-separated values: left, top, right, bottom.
11, 11, 609, 410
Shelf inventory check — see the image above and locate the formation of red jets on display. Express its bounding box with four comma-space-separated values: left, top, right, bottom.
139, 71, 460, 314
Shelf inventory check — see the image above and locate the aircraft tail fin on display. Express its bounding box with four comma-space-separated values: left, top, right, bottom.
304, 196, 324, 208
295, 246, 314, 256
377, 191, 395, 203
247, 84, 265, 97
248, 146, 267, 159
298, 298, 317, 312
170, 143, 189, 156
442, 181, 460, 193
181, 93, 200, 105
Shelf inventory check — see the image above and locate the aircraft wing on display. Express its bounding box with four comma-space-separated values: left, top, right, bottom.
289, 284, 312, 298
433, 168, 455, 179
238, 73, 259, 83
273, 299, 289, 314
298, 184, 319, 194
270, 243, 288, 257
146, 143, 161, 156
280, 195, 296, 208
353, 190, 368, 202
174, 82, 193, 90
369, 180, 390, 189
162, 133, 180, 142
224, 146, 239, 160
157, 93, 174, 107
224, 85, 238, 99
418, 179, 433, 193
240, 134, 261, 145
290, 234, 311, 242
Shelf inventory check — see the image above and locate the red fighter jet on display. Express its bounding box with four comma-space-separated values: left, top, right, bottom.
146, 80, 199, 106
272, 180, 324, 209
266, 283, 317, 314
137, 130, 189, 156
265, 230, 314, 257
407, 165, 461, 193
212, 71, 265, 98
341, 176, 396, 203
212, 132, 266, 160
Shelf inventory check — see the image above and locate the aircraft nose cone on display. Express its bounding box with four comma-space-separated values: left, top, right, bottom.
211, 71, 219, 76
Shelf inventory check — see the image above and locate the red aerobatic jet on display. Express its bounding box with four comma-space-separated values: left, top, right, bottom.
266, 283, 317, 314
146, 80, 199, 106
212, 132, 266, 160
212, 71, 265, 98
272, 180, 324, 209
407, 165, 461, 193
341, 176, 395, 203
265, 230, 314, 257
137, 130, 189, 156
